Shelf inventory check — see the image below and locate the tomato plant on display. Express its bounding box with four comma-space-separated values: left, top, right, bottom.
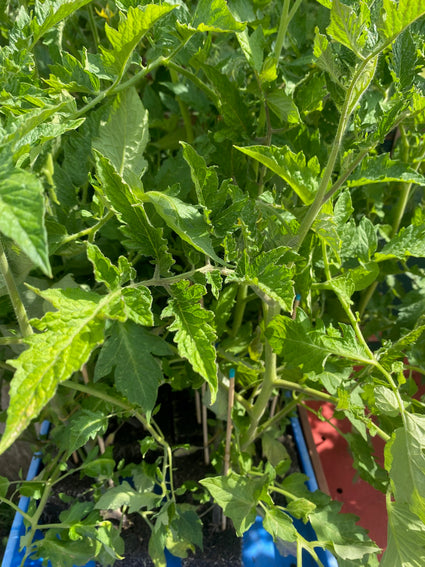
1, 0, 425, 565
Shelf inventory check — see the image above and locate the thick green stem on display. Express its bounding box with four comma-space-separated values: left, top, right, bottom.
241, 300, 280, 450
231, 284, 248, 338
0, 238, 32, 338
294, 55, 378, 251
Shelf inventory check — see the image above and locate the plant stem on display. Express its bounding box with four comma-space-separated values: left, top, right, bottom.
170, 68, 194, 144
273, 0, 291, 63
60, 211, 114, 245
167, 61, 220, 106
273, 379, 337, 403
257, 396, 299, 436
231, 284, 248, 337
0, 238, 33, 338
0, 336, 24, 345
0, 496, 33, 523
241, 300, 280, 450
294, 55, 378, 251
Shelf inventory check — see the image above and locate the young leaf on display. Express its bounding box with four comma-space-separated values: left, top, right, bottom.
0, 287, 124, 455
63, 409, 108, 458
95, 154, 173, 275
375, 224, 425, 260
93, 88, 149, 187
327, 0, 369, 57
235, 145, 320, 205
31, 0, 92, 46
267, 312, 329, 373
346, 56, 378, 116
101, 5, 175, 76
200, 472, 267, 536
161, 281, 218, 402
346, 154, 425, 188
227, 248, 294, 311
263, 508, 298, 543
265, 90, 300, 124
181, 142, 219, 211
379, 0, 425, 45
94, 321, 171, 413
121, 287, 154, 326
237, 26, 264, 73
139, 191, 223, 264
0, 152, 51, 276
192, 0, 245, 33
95, 481, 161, 513
87, 243, 120, 290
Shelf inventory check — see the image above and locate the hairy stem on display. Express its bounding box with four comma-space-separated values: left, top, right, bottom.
294, 55, 378, 250
0, 238, 33, 338
241, 300, 280, 450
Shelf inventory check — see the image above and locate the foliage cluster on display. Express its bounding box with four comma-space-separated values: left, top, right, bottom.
1, 0, 425, 565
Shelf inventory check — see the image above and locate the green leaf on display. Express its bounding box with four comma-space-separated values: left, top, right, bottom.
379, 0, 425, 45
347, 154, 425, 188
267, 311, 329, 373
391, 29, 417, 92
31, 0, 92, 46
0, 152, 51, 276
93, 88, 149, 187
237, 25, 264, 73
381, 501, 425, 567
64, 410, 108, 458
192, 0, 245, 33
167, 505, 203, 557
95, 154, 173, 274
227, 248, 294, 311
101, 5, 175, 75
310, 500, 380, 560
263, 507, 298, 543
161, 281, 218, 402
235, 145, 320, 204
266, 90, 300, 124
0, 475, 9, 498
313, 28, 345, 87
346, 56, 378, 116
139, 191, 223, 264
0, 287, 123, 455
87, 243, 120, 290
376, 224, 425, 260
327, 0, 369, 57
374, 386, 399, 417
386, 413, 425, 523
94, 321, 171, 413
121, 287, 153, 326
201, 64, 250, 134
267, 311, 372, 370
321, 323, 372, 365
180, 142, 219, 211
95, 480, 161, 513
199, 472, 266, 536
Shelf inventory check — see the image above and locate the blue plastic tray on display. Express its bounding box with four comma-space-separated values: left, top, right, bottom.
2, 415, 337, 567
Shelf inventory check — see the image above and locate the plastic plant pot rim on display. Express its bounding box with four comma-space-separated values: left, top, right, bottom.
3, 414, 338, 567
